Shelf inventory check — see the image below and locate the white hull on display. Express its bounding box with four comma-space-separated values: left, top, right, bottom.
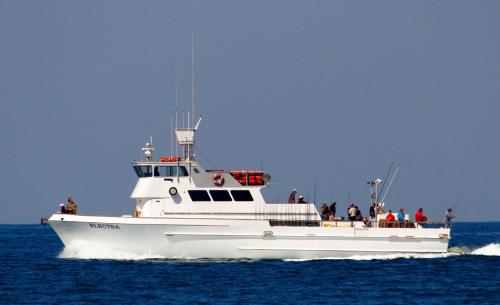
49, 214, 450, 259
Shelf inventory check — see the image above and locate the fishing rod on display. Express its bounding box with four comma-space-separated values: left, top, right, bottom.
455, 200, 480, 217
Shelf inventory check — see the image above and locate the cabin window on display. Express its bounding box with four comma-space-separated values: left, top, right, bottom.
154, 166, 189, 177
230, 190, 254, 201
188, 190, 211, 202
133, 165, 152, 177
209, 190, 232, 202
176, 166, 189, 176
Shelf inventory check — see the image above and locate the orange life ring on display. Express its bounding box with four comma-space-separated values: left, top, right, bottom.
213, 174, 225, 187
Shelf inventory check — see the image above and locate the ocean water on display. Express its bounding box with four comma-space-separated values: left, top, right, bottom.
0, 223, 499, 305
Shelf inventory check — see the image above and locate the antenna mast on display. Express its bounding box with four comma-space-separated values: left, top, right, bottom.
173, 30, 202, 162
191, 28, 195, 130
170, 112, 173, 156
175, 67, 179, 157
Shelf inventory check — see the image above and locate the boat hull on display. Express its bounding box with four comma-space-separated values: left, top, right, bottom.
48, 214, 450, 259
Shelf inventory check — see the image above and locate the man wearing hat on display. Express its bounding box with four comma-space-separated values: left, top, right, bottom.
64, 197, 78, 214
297, 196, 306, 204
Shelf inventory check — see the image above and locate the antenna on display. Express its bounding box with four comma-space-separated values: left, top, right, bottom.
170, 112, 173, 156
149, 109, 153, 146
171, 30, 200, 163
149, 108, 154, 159
313, 181, 317, 205
194, 116, 202, 130
191, 28, 196, 130
175, 68, 179, 157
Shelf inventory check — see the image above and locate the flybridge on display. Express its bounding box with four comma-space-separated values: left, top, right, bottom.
136, 115, 272, 187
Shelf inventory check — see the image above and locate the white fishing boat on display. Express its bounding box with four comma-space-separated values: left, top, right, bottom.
48, 115, 451, 259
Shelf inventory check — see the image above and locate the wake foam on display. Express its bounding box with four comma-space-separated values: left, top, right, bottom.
471, 243, 500, 256
58, 241, 500, 261
58, 241, 166, 260
284, 252, 453, 262
286, 243, 500, 261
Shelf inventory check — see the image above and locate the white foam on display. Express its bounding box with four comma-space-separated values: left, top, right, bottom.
57, 241, 500, 261
58, 241, 166, 260
471, 243, 500, 256
284, 252, 454, 262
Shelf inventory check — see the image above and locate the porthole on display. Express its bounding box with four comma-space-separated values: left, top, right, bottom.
169, 187, 178, 196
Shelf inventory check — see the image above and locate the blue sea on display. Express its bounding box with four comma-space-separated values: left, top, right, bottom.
1, 223, 499, 305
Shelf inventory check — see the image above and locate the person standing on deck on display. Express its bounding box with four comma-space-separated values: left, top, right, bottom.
329, 201, 337, 220
443, 208, 455, 228
355, 205, 363, 221
397, 208, 405, 227
288, 189, 297, 204
320, 202, 330, 220
348, 203, 356, 221
369, 203, 376, 221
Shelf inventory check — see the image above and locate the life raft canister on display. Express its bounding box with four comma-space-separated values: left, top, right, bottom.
161, 156, 181, 162
212, 173, 225, 187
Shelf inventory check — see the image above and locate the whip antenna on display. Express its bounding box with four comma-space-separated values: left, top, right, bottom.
191, 28, 196, 130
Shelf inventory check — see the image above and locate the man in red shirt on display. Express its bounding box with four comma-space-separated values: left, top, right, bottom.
386, 210, 396, 227
415, 208, 428, 223
386, 210, 395, 221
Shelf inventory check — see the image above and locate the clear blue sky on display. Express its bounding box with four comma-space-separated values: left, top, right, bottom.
1, 0, 499, 223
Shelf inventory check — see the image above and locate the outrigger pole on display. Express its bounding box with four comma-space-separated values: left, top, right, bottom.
377, 161, 394, 203
379, 165, 400, 204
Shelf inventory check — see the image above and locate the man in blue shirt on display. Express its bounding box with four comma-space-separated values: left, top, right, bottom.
397, 208, 405, 228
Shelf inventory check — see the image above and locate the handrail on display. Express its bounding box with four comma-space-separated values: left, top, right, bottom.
321, 220, 453, 229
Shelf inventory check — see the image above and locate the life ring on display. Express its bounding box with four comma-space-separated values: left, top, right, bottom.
212, 174, 225, 187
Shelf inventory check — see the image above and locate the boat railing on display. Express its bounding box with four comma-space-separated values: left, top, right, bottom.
322, 220, 452, 229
